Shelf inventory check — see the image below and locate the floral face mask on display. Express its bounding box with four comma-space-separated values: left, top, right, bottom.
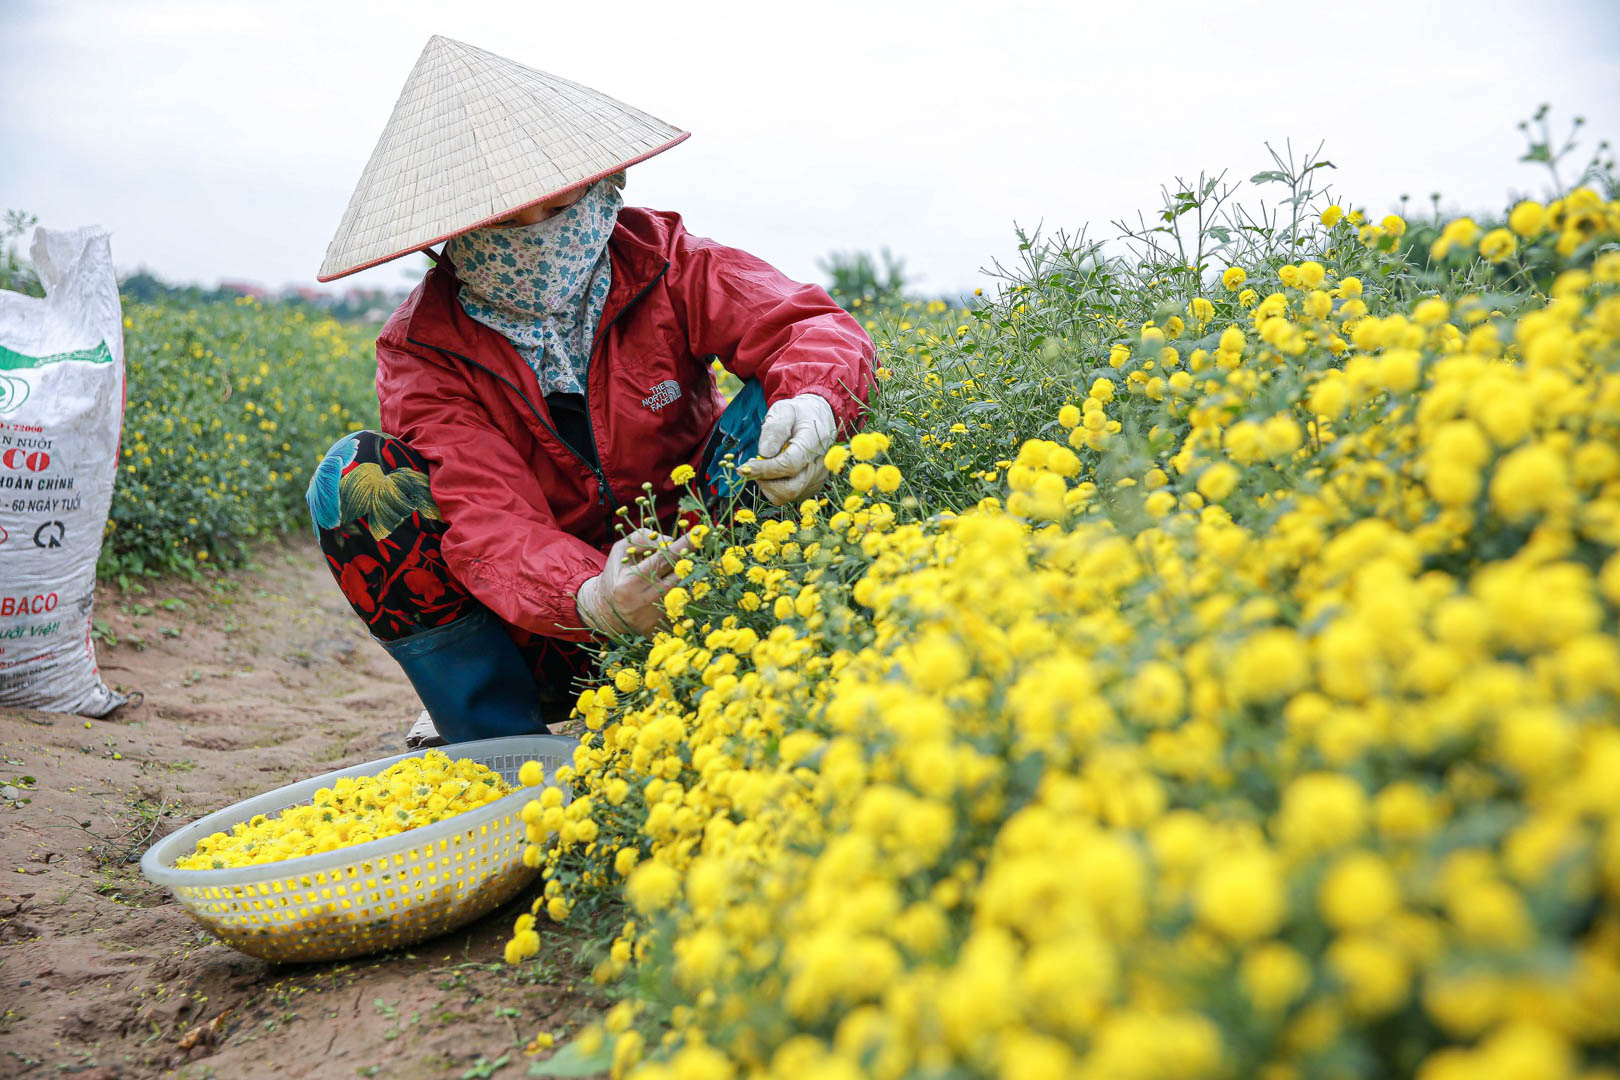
446, 173, 625, 396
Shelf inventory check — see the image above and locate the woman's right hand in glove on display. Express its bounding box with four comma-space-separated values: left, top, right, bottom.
574, 527, 692, 637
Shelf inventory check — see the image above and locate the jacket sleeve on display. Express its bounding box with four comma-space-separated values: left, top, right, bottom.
663, 224, 879, 436
376, 339, 606, 643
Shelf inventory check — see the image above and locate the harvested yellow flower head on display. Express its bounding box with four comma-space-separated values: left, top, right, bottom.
176, 751, 513, 870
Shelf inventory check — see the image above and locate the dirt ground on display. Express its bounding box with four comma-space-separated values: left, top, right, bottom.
0, 540, 606, 1079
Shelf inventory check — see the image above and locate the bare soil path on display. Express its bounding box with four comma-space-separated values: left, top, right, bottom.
0, 540, 602, 1079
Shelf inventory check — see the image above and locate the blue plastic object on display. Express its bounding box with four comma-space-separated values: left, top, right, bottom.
702, 378, 769, 501
379, 607, 545, 743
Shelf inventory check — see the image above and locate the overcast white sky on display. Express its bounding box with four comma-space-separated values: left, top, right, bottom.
3, 0, 1617, 298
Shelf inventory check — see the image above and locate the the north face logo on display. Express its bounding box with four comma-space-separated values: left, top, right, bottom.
641, 380, 681, 411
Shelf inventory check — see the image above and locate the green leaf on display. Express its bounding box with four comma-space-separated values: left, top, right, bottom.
462, 1055, 510, 1080
528, 1038, 614, 1077
1250, 170, 1290, 185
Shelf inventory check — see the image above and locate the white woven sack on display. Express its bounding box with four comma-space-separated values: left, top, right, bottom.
0, 226, 128, 716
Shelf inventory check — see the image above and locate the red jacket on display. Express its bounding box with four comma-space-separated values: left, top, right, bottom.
375, 206, 877, 643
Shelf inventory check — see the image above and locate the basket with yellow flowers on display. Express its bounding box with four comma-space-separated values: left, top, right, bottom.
140, 735, 575, 962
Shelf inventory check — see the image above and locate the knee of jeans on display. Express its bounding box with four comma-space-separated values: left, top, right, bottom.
307, 430, 386, 533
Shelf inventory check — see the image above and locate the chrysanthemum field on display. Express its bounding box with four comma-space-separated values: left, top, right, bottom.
103, 298, 376, 579
508, 141, 1620, 1080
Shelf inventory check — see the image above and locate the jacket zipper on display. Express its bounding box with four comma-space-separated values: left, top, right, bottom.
580, 258, 670, 504
402, 257, 669, 514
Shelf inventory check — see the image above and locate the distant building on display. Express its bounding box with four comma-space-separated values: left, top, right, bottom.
282, 285, 326, 304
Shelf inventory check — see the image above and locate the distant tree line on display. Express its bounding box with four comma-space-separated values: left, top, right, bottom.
5, 208, 959, 321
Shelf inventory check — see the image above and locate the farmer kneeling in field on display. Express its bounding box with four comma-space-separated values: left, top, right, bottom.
305, 37, 876, 748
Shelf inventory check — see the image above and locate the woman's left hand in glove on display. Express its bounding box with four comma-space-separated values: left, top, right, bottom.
740, 393, 836, 505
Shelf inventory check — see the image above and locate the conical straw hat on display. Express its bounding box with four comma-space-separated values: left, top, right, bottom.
318, 35, 689, 281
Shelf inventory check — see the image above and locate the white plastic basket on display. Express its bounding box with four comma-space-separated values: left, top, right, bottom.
140, 735, 576, 963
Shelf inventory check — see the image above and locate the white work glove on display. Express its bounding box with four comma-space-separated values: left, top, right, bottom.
739, 393, 837, 505
575, 528, 693, 637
